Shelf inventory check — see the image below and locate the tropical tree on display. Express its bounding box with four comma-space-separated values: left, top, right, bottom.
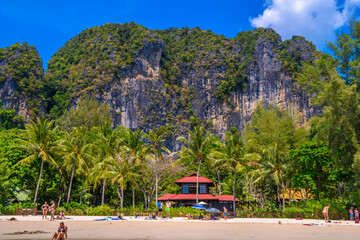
177, 126, 214, 204
262, 142, 287, 212
143, 126, 170, 204
215, 131, 259, 215
58, 127, 94, 204
121, 128, 149, 207
17, 118, 59, 204
102, 149, 136, 209
93, 123, 121, 205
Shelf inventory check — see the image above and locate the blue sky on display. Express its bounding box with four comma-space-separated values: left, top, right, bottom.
1, 0, 359, 69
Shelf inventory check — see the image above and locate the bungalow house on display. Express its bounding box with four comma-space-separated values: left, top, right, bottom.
158, 173, 238, 211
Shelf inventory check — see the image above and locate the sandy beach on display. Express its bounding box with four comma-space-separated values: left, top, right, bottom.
0, 216, 359, 240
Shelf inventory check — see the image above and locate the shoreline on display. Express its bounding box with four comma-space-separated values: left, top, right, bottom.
1, 215, 360, 240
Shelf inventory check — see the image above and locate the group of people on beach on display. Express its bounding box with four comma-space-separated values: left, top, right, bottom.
41, 201, 65, 221
157, 201, 172, 218
349, 207, 359, 221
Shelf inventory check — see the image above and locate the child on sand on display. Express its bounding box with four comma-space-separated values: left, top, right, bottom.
51, 222, 68, 240
41, 201, 49, 220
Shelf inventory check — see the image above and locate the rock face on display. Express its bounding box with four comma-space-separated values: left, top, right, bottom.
1, 24, 320, 142
0, 43, 44, 119
101, 40, 166, 129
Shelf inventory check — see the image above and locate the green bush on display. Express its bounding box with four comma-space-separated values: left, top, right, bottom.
87, 205, 115, 216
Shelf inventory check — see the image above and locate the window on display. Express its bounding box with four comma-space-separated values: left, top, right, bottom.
200, 184, 206, 194
183, 184, 189, 194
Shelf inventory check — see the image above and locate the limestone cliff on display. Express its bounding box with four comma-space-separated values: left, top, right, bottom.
1, 23, 320, 141
0, 43, 44, 119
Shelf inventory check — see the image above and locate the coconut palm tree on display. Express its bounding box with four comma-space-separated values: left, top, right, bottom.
121, 128, 150, 208
58, 127, 94, 204
143, 126, 170, 204
262, 142, 287, 212
17, 118, 59, 204
102, 149, 138, 209
177, 126, 214, 204
215, 131, 260, 215
93, 123, 120, 205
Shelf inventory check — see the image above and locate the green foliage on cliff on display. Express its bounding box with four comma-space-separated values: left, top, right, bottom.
46, 22, 158, 116
0, 43, 44, 117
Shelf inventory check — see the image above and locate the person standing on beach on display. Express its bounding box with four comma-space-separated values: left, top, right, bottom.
51, 222, 68, 240
349, 207, 354, 220
166, 201, 171, 218
157, 201, 162, 217
41, 201, 49, 220
323, 205, 330, 223
223, 206, 228, 220
355, 208, 359, 221
50, 200, 56, 221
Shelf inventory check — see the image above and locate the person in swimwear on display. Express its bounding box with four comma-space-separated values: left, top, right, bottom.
51, 222, 68, 240
57, 210, 65, 220
41, 201, 49, 220
355, 208, 359, 220
349, 207, 354, 220
223, 206, 228, 220
166, 201, 171, 218
323, 205, 330, 223
49, 200, 56, 221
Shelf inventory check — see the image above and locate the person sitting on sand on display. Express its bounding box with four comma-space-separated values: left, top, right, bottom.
179, 212, 183, 217
202, 214, 210, 220
41, 201, 49, 220
349, 207, 354, 220
57, 210, 65, 220
355, 208, 359, 221
49, 201, 56, 221
323, 205, 330, 223
51, 222, 67, 240
186, 213, 193, 219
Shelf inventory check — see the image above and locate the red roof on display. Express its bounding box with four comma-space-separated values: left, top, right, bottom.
159, 194, 239, 201
158, 194, 177, 201
215, 195, 239, 201
175, 173, 214, 186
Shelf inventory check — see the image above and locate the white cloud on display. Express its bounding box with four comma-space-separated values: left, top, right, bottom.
250, 0, 360, 49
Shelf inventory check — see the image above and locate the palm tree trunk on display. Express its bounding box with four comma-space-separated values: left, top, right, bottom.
79, 181, 85, 205
117, 187, 123, 209
132, 188, 135, 209
155, 151, 158, 204
33, 156, 45, 204
276, 184, 281, 213
217, 170, 222, 194
261, 189, 265, 210
282, 183, 286, 211
66, 163, 76, 204
233, 169, 237, 216
101, 179, 105, 206
196, 159, 202, 204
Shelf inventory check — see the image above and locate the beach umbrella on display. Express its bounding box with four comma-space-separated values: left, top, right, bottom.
205, 208, 220, 219
192, 205, 207, 210
198, 201, 207, 205
192, 205, 206, 217
205, 208, 220, 213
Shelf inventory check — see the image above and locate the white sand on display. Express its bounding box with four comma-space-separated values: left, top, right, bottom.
0, 215, 359, 240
